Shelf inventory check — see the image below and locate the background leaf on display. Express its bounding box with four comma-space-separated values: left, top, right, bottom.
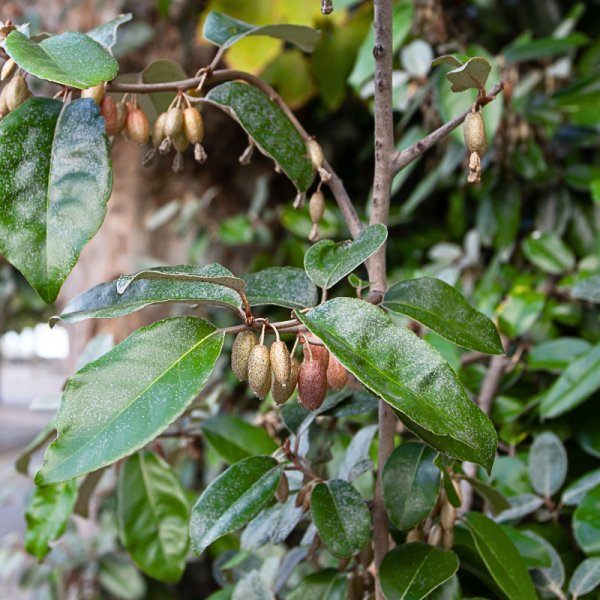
337, 424, 377, 481
562, 468, 600, 506
573, 483, 600, 554
244, 267, 318, 309
521, 531, 565, 594
142, 59, 189, 117
527, 338, 591, 371
232, 570, 276, 600
86, 13, 132, 51
522, 233, 575, 274
573, 275, 600, 303
527, 432, 568, 497
569, 558, 600, 598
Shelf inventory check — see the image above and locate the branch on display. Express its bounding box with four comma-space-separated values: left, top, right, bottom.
391, 80, 505, 175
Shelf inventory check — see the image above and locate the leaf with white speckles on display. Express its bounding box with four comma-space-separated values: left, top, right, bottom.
446, 57, 491, 93
35, 316, 223, 485
244, 267, 318, 310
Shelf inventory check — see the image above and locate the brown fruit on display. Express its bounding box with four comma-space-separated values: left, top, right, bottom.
248, 344, 271, 399
231, 332, 257, 381
272, 359, 299, 405
303, 333, 329, 371
463, 111, 487, 157
442, 527, 454, 550
406, 527, 423, 543
183, 107, 204, 144
164, 106, 183, 138
1, 58, 17, 81
115, 102, 129, 136
81, 83, 104, 105
99, 96, 118, 136
327, 353, 348, 390
126, 108, 149, 146
440, 500, 456, 530
270, 340, 291, 386
6, 75, 28, 112
307, 138, 324, 169
427, 523, 442, 547
0, 87, 8, 118
152, 112, 168, 149
172, 130, 189, 153
275, 472, 289, 504
309, 191, 325, 224
298, 359, 327, 411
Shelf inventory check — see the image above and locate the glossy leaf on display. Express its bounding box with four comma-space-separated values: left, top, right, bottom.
3, 30, 118, 88
233, 571, 275, 600
201, 415, 278, 464
280, 390, 353, 434
337, 424, 377, 481
446, 57, 491, 92
86, 13, 132, 50
383, 277, 503, 355
310, 479, 370, 558
503, 528, 551, 569
528, 432, 567, 497
539, 343, 600, 418
287, 569, 346, 600
382, 443, 440, 531
492, 494, 545, 524
573, 275, 600, 303
425, 575, 461, 600
569, 558, 600, 598
322, 391, 379, 418
521, 531, 565, 593
527, 337, 591, 371
244, 267, 318, 309
142, 59, 189, 117
15, 417, 56, 475
435, 454, 461, 508
462, 512, 537, 600
457, 475, 511, 516
304, 225, 388, 289
562, 468, 600, 506
522, 233, 575, 274
203, 11, 320, 52
297, 299, 497, 473
0, 97, 112, 304
117, 452, 189, 584
36, 317, 223, 484
51, 264, 241, 326
574, 483, 600, 554
379, 543, 459, 600
190, 456, 282, 555
207, 82, 313, 193
25, 479, 78, 559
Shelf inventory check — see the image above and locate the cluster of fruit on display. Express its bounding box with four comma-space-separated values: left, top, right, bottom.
231, 327, 348, 410
0, 60, 32, 117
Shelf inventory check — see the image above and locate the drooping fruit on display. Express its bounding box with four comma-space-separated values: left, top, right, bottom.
172, 130, 189, 153
1, 58, 17, 81
231, 332, 258, 381
275, 473, 289, 504
5, 75, 28, 112
248, 343, 271, 399
442, 527, 454, 550
152, 112, 168, 149
298, 359, 327, 411
427, 523, 442, 547
307, 138, 324, 170
270, 340, 291, 386
463, 111, 487, 157
327, 353, 348, 390
0, 87, 8, 118
126, 108, 150, 146
272, 359, 299, 405
440, 499, 456, 530
115, 102, 129, 136
303, 333, 329, 371
183, 107, 204, 144
99, 96, 118, 136
406, 527, 423, 543
164, 106, 183, 138
81, 83, 104, 105
309, 191, 325, 224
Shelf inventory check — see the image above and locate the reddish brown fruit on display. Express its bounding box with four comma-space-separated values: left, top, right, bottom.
326, 353, 348, 390
115, 102, 128, 136
272, 359, 299, 405
303, 333, 329, 371
99, 96, 118, 136
248, 344, 271, 400
298, 359, 327, 411
126, 108, 149, 146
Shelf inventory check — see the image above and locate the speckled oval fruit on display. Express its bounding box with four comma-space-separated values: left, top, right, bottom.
6, 75, 28, 112
231, 332, 257, 381
307, 138, 324, 169
248, 344, 271, 399
275, 472, 289, 504
152, 112, 168, 148
463, 111, 487, 157
442, 527, 454, 550
172, 130, 189, 153
115, 102, 128, 136
309, 191, 325, 224
272, 359, 299, 405
126, 108, 149, 146
270, 341, 291, 386
440, 500, 456, 530
0, 87, 8, 118
326, 353, 348, 390
164, 106, 183, 138
428, 523, 442, 547
298, 359, 327, 411
303, 333, 329, 371
99, 96, 118, 136
406, 528, 423, 543
81, 83, 104, 105
1, 58, 17, 81
183, 107, 204, 144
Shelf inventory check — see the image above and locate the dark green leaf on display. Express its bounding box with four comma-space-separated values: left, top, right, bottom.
462, 512, 537, 600
522, 233, 575, 274
201, 415, 278, 464
25, 479, 78, 559
287, 569, 346, 600
498, 292, 545, 339
297, 299, 497, 473
382, 443, 440, 531
434, 454, 461, 508
190, 456, 282, 555
573, 483, 600, 554
304, 225, 387, 289
244, 267, 318, 310
502, 33, 589, 63
86, 13, 132, 51
322, 391, 379, 418
142, 59, 189, 116
425, 575, 461, 600
0, 98, 112, 304
527, 337, 592, 371
117, 452, 189, 584
279, 390, 353, 434
36, 316, 223, 484
383, 278, 503, 355
310, 479, 370, 558
50, 264, 242, 326
528, 432, 567, 497
569, 558, 600, 598
379, 543, 459, 600
207, 82, 313, 193
503, 528, 551, 569
573, 275, 600, 303
562, 468, 600, 506
521, 531, 565, 593
15, 417, 56, 475
3, 30, 119, 88
457, 475, 511, 516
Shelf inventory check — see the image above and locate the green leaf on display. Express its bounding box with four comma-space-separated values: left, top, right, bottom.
569, 558, 600, 598
304, 225, 387, 289
117, 452, 189, 584
310, 479, 370, 558
322, 391, 379, 418
527, 337, 592, 371
539, 343, 600, 419
25, 479, 78, 559
280, 390, 353, 434
498, 291, 545, 339
522, 233, 575, 274
100, 554, 147, 600
206, 82, 313, 193
457, 475, 511, 516
431, 55, 464, 68
521, 531, 565, 593
562, 468, 600, 506
201, 415, 278, 464
0, 97, 112, 304
297, 299, 497, 473
380, 544, 459, 600
383, 278, 503, 355
462, 512, 537, 600
35, 316, 223, 484
190, 456, 282, 555
233, 571, 276, 600
203, 11, 320, 52
142, 59, 189, 117
287, 569, 347, 600
86, 13, 132, 51
15, 417, 56, 475
50, 264, 242, 326
434, 454, 461, 508
382, 443, 440, 531
573, 275, 600, 303
493, 494, 545, 524
502, 32, 589, 64
574, 483, 600, 554
3, 30, 119, 88
528, 432, 567, 497
425, 575, 461, 600
504, 528, 551, 569
244, 267, 318, 310
337, 424, 377, 481
446, 57, 492, 92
